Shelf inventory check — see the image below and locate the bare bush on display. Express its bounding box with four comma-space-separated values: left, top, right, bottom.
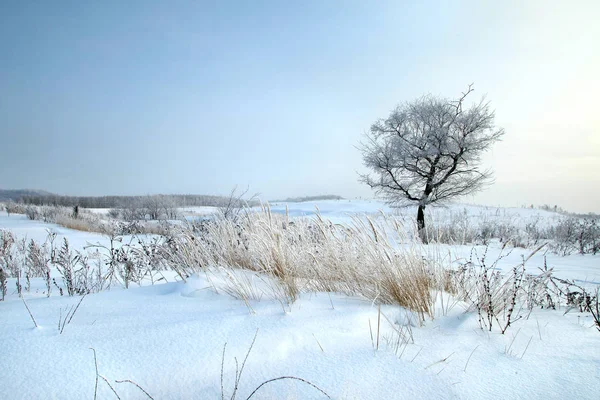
0, 267, 6, 301
108, 208, 121, 219
220, 330, 331, 400
25, 205, 39, 220
449, 244, 600, 334
421, 208, 599, 256
27, 239, 52, 296
0, 230, 22, 297
548, 217, 599, 255
41, 206, 59, 223
3, 201, 27, 216
53, 238, 78, 296
0, 230, 14, 300
592, 288, 600, 332
451, 245, 551, 333
122, 203, 146, 221
84, 233, 168, 290
17, 204, 108, 233
424, 209, 477, 245
218, 186, 258, 221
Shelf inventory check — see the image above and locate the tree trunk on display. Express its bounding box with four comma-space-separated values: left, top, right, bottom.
417, 204, 427, 243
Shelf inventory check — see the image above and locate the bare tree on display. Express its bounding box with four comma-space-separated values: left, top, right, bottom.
143, 195, 166, 220
122, 199, 145, 221
359, 85, 504, 240
108, 208, 121, 219
219, 186, 259, 221
161, 196, 179, 220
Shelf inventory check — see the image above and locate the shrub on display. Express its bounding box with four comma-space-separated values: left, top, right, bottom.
27, 239, 51, 296
25, 205, 39, 220
3, 201, 27, 216
54, 214, 99, 233
108, 208, 121, 219
547, 217, 599, 255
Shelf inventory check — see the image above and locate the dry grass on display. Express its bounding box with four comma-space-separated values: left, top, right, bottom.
7, 204, 173, 236
3, 203, 598, 334
54, 215, 100, 233
163, 205, 447, 321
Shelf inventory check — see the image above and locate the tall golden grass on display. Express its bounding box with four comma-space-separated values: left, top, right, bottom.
163, 205, 450, 321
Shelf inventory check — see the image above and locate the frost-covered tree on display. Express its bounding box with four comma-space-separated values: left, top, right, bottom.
359, 85, 504, 239
143, 195, 167, 220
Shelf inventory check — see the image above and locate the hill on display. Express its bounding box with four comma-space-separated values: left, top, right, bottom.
0, 189, 54, 202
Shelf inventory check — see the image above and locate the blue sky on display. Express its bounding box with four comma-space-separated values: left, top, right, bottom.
1, 1, 599, 212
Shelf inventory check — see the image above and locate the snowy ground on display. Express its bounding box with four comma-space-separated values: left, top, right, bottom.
268, 200, 599, 285
0, 212, 113, 250
268, 200, 561, 228
1, 201, 599, 399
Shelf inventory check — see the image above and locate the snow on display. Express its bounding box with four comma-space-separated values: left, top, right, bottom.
0, 211, 109, 250
269, 199, 394, 220
85, 208, 113, 215
2, 275, 598, 399
1, 201, 599, 399
268, 199, 561, 228
266, 200, 600, 285
179, 206, 220, 216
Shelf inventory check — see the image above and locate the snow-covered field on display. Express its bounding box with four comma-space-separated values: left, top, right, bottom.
1, 201, 599, 399
269, 200, 599, 285
269, 200, 561, 230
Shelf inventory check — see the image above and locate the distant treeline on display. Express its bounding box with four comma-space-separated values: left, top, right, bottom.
16, 194, 255, 209
272, 195, 344, 203
0, 189, 54, 202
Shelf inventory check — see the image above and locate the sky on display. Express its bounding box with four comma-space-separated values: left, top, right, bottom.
1, 1, 599, 213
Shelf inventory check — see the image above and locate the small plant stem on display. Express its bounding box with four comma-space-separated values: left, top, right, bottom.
22, 297, 38, 328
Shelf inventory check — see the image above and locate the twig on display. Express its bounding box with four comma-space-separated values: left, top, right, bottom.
592, 288, 600, 332
90, 348, 99, 400
22, 297, 38, 328
425, 352, 454, 370
505, 328, 520, 356
221, 342, 227, 400
67, 294, 86, 324
463, 345, 479, 372
99, 374, 121, 399
115, 380, 154, 399
60, 305, 74, 332
246, 376, 331, 400
327, 292, 334, 310
410, 347, 423, 363
520, 336, 533, 359
231, 328, 258, 400
59, 294, 86, 334
90, 347, 123, 399
312, 333, 325, 352
376, 304, 381, 350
